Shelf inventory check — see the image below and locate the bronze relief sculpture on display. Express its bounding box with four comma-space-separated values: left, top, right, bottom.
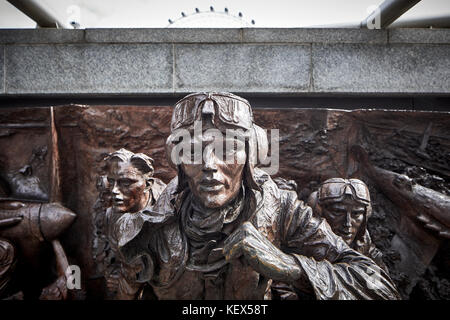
1, 92, 448, 300
117, 92, 401, 300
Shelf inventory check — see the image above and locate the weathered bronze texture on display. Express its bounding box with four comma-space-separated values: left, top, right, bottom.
0, 107, 77, 299
308, 178, 388, 271
117, 93, 401, 300
95, 148, 166, 299
0, 200, 76, 299
1, 98, 448, 299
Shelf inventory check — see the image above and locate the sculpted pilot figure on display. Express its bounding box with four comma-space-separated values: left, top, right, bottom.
307, 178, 389, 272
119, 92, 401, 300
273, 178, 395, 300
99, 148, 166, 299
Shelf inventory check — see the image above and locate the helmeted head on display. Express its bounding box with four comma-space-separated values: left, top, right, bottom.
104, 148, 155, 214
308, 178, 372, 246
166, 92, 268, 208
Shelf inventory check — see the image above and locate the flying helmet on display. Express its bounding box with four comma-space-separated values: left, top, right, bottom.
319, 178, 370, 205
308, 178, 372, 216
166, 92, 269, 189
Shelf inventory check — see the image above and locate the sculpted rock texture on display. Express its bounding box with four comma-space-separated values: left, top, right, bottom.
254, 109, 450, 299
1, 104, 448, 299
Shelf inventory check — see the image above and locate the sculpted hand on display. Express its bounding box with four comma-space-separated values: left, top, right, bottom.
39, 275, 68, 300
106, 273, 120, 293
0, 201, 24, 229
223, 222, 302, 282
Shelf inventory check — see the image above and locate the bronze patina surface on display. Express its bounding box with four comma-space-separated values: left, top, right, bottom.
0, 95, 449, 299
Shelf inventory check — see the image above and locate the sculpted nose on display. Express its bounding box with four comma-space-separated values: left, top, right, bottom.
112, 183, 120, 195
202, 147, 218, 172
344, 212, 352, 228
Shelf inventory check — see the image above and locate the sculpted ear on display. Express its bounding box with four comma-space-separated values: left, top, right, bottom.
130, 154, 155, 189
307, 191, 322, 216
366, 203, 372, 218
131, 154, 154, 174
249, 125, 268, 167
145, 177, 155, 191
165, 133, 177, 169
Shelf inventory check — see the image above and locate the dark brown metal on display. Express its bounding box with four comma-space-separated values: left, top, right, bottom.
352, 146, 450, 241
117, 93, 401, 300
1, 96, 449, 300
94, 148, 166, 300
0, 108, 77, 299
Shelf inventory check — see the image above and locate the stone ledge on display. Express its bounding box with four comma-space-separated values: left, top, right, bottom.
242, 28, 387, 44
389, 28, 450, 44
0, 29, 85, 44
0, 28, 448, 44
85, 28, 242, 43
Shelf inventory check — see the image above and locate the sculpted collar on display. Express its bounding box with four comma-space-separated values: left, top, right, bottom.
183, 186, 245, 243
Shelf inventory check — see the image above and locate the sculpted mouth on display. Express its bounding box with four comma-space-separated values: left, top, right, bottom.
113, 198, 124, 205
199, 179, 225, 192
340, 231, 353, 239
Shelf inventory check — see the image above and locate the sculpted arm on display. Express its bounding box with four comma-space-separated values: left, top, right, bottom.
279, 191, 401, 300
223, 189, 400, 299
117, 222, 156, 284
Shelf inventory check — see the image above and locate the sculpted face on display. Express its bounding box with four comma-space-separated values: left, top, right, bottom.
322, 196, 366, 245
181, 128, 246, 209
106, 160, 149, 213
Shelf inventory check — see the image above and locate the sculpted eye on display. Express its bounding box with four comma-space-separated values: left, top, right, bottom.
119, 179, 134, 187
330, 207, 347, 215
325, 208, 342, 218
352, 210, 365, 217
327, 213, 338, 219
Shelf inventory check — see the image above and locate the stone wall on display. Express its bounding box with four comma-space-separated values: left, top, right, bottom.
0, 28, 449, 96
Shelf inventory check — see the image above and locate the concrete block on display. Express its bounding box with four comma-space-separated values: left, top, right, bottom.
5, 44, 173, 94
243, 28, 387, 44
0, 29, 84, 44
389, 28, 450, 44
5, 44, 86, 94
312, 43, 450, 93
84, 44, 173, 93
175, 44, 311, 93
85, 28, 242, 43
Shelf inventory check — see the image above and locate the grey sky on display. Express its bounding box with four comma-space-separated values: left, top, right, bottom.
0, 0, 449, 28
